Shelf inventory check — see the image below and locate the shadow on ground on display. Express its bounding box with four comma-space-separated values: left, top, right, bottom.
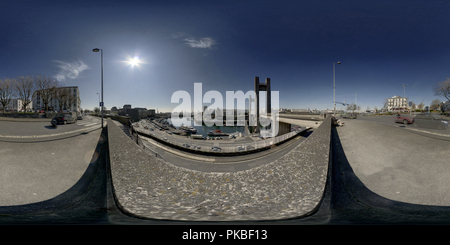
0, 128, 109, 224
328, 125, 450, 224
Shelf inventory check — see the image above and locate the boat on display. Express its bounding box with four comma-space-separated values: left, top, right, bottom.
207, 129, 229, 136
179, 125, 198, 134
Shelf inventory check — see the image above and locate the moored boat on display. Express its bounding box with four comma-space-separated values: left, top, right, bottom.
207, 129, 228, 136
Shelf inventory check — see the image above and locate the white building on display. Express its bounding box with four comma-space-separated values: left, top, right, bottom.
388, 95, 408, 112
32, 86, 80, 112
442, 100, 450, 112
0, 99, 33, 112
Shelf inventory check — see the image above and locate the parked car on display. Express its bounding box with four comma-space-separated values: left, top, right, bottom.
394, 115, 414, 124
77, 114, 83, 120
413, 113, 449, 130
211, 146, 221, 152
51, 114, 77, 125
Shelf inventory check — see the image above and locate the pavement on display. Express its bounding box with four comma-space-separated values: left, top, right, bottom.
336, 116, 450, 206
0, 125, 105, 207
0, 115, 107, 207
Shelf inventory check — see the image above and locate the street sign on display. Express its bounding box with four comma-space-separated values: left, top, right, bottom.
100, 102, 103, 106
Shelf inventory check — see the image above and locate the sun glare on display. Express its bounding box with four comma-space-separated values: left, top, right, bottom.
129, 56, 140, 66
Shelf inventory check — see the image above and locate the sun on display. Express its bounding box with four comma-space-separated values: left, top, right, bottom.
128, 56, 140, 66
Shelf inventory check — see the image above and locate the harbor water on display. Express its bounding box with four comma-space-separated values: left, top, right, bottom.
165, 118, 246, 137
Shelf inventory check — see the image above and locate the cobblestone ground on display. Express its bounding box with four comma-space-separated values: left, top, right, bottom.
109, 119, 329, 221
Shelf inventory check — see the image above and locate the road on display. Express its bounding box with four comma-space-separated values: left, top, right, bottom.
356, 113, 450, 136
337, 115, 450, 206
0, 115, 106, 206
0, 115, 104, 137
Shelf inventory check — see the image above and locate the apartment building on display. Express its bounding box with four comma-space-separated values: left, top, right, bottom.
0, 99, 33, 112
32, 86, 80, 112
388, 95, 408, 112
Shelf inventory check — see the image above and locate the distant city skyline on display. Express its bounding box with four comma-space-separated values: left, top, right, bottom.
1, 0, 449, 112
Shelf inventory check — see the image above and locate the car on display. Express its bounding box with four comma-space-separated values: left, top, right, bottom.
342, 114, 357, 119
413, 113, 449, 130
394, 114, 414, 124
77, 114, 83, 120
51, 114, 77, 125
211, 146, 221, 152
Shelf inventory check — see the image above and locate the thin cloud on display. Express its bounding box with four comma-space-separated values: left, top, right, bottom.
184, 37, 215, 48
54, 60, 89, 81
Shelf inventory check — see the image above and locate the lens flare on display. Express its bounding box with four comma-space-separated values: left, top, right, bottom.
129, 56, 140, 66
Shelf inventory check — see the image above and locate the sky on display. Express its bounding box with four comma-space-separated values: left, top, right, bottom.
1, 0, 450, 112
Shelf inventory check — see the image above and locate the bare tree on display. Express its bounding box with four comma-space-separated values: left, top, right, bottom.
65, 91, 76, 112
34, 75, 58, 112
54, 86, 69, 112
346, 103, 360, 114
0, 78, 17, 113
15, 75, 35, 112
430, 99, 441, 111
382, 98, 389, 111
418, 101, 425, 111
433, 78, 450, 101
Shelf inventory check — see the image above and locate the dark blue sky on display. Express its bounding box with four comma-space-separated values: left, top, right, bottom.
1, 0, 449, 111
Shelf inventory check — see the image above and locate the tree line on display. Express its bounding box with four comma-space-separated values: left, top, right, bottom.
0, 75, 80, 113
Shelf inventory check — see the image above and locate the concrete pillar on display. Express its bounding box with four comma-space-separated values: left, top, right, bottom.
254, 76, 260, 134
266, 78, 271, 115
278, 121, 291, 136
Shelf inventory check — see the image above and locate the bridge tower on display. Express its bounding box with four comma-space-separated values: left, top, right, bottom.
254, 76, 271, 134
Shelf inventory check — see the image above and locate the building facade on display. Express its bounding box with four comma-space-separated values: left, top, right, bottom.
442, 100, 450, 112
388, 95, 408, 112
32, 86, 80, 113
0, 99, 33, 112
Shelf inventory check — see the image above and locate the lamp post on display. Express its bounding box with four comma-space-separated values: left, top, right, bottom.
97, 92, 100, 113
333, 61, 341, 115
403, 84, 409, 115
93, 48, 103, 128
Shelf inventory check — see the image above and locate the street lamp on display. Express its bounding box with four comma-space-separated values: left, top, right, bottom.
402, 84, 409, 115
333, 61, 341, 115
93, 48, 103, 128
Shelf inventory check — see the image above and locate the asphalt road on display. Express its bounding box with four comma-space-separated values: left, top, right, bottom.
355, 114, 450, 136
0, 115, 103, 137
337, 116, 450, 206
139, 129, 313, 172
0, 116, 105, 206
